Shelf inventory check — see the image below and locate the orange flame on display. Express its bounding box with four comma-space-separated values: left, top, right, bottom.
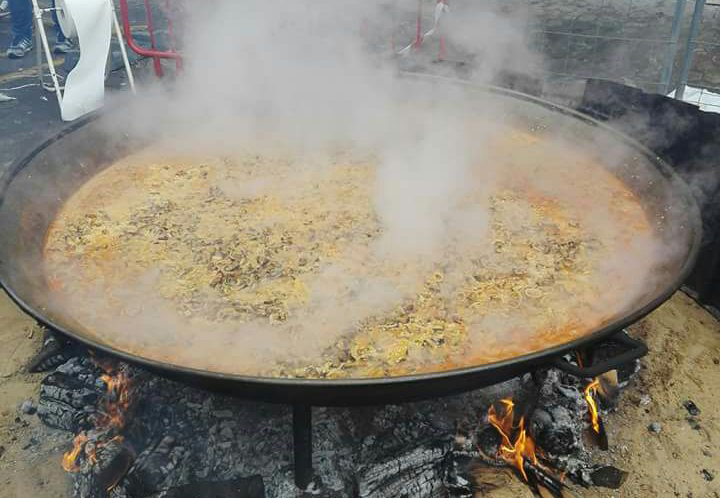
584, 379, 601, 434
487, 399, 538, 481
61, 368, 131, 472
97, 371, 131, 430
62, 433, 89, 472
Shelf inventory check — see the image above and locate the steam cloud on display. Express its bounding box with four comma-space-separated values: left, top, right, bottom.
130, 0, 541, 257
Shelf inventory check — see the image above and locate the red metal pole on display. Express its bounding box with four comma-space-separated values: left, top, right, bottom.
414, 0, 423, 49
118, 0, 183, 72
436, 0, 448, 60
143, 0, 163, 77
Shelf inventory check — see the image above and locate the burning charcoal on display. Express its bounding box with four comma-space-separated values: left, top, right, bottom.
590, 466, 628, 489
356, 444, 451, 498
95, 438, 136, 493
530, 407, 576, 456
161, 476, 265, 498
476, 426, 502, 458
683, 400, 701, 416
647, 422, 662, 434
124, 436, 177, 497
20, 399, 36, 415
702, 469, 715, 482
71, 438, 135, 498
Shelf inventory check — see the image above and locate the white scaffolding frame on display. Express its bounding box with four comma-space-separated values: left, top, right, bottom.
31, 0, 136, 114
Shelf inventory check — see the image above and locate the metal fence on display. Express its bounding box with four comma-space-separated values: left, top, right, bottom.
127, 0, 720, 107
527, 0, 720, 103
396, 0, 720, 106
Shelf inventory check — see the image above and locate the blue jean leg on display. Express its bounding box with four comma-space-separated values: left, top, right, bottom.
7, 0, 32, 44
7, 0, 66, 46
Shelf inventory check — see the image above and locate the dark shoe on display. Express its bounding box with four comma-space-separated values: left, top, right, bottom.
53, 39, 74, 54
6, 37, 32, 59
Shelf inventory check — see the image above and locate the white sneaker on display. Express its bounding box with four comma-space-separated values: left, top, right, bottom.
6, 38, 33, 59
0, 1, 10, 18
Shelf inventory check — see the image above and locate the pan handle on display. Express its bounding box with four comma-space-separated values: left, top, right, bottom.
551, 330, 648, 379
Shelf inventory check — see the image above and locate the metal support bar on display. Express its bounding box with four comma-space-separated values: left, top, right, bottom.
660, 0, 687, 94
292, 404, 313, 490
109, 0, 136, 94
676, 0, 706, 101
551, 330, 648, 379
31, 0, 63, 110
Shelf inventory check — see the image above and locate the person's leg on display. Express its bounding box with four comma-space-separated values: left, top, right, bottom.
7, 0, 32, 43
50, 0, 65, 43
50, 0, 74, 53
6, 0, 33, 57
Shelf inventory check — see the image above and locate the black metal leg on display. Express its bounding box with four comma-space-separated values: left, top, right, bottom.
292, 404, 313, 489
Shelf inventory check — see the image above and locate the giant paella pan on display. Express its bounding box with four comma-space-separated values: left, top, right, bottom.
0, 77, 701, 404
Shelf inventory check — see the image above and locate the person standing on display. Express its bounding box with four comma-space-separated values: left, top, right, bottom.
6, 0, 73, 59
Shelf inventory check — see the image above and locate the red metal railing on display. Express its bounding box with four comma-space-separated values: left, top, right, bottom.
119, 0, 447, 79
406, 0, 449, 59
118, 0, 182, 78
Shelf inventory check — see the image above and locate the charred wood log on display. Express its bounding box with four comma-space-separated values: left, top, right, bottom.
356, 444, 452, 498
525, 460, 580, 498
529, 407, 577, 456
124, 436, 178, 498
73, 438, 136, 498
475, 427, 502, 461
27, 329, 83, 373
37, 357, 106, 431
